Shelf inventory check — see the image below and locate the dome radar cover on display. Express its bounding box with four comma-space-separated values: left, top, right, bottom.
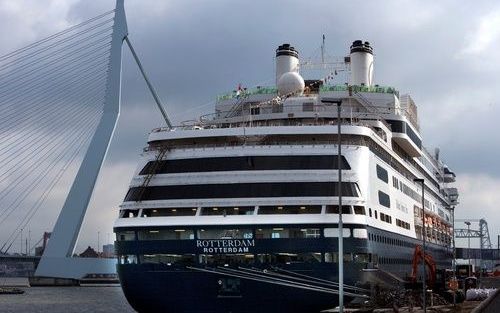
277, 71, 305, 96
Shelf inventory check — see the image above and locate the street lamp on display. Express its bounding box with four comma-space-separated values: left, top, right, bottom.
414, 177, 426, 313
447, 191, 459, 297
464, 221, 471, 276
449, 205, 457, 306
322, 98, 344, 313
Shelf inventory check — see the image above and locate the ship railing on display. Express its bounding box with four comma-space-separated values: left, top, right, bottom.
215, 84, 400, 103
152, 101, 420, 134
203, 103, 398, 121
216, 86, 278, 102
153, 104, 397, 131
319, 84, 400, 98
143, 137, 369, 152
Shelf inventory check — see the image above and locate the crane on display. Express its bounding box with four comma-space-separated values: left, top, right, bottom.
410, 245, 437, 287
454, 218, 492, 250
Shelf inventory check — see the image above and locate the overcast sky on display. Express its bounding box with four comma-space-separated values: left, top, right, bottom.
0, 0, 498, 253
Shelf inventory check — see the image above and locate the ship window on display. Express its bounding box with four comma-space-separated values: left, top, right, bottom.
137, 229, 194, 240
248, 106, 259, 115
302, 102, 314, 112
392, 177, 399, 189
325, 205, 351, 214
353, 228, 368, 239
324, 228, 351, 238
124, 182, 360, 201
141, 207, 197, 217
396, 219, 411, 230
369, 208, 372, 217
374, 210, 378, 219
378, 191, 391, 208
116, 231, 135, 241
120, 210, 138, 218
138, 155, 351, 175
272, 104, 283, 113
353, 206, 366, 215
255, 228, 320, 239
354, 253, 370, 263
258, 205, 321, 215
325, 252, 352, 263
405, 124, 422, 149
197, 228, 253, 240
119, 255, 137, 265
258, 253, 321, 264
201, 206, 254, 216
376, 164, 389, 183
139, 254, 195, 266
380, 213, 392, 224
324, 252, 337, 263
387, 119, 405, 133
200, 254, 255, 266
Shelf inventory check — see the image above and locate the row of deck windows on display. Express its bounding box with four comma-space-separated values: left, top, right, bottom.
117, 252, 375, 266
122, 253, 450, 267
121, 205, 367, 218
368, 232, 415, 248
118, 251, 449, 267
116, 227, 368, 241
124, 182, 361, 202
393, 175, 432, 210
396, 218, 411, 230
139, 155, 352, 175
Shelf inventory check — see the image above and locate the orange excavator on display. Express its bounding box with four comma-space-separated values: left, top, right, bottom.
410, 245, 436, 287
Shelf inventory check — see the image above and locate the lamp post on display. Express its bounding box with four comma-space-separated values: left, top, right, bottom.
447, 189, 459, 305
464, 221, 471, 276
450, 206, 456, 306
414, 178, 426, 313
322, 98, 343, 313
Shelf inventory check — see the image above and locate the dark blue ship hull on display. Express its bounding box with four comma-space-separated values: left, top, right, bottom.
115, 224, 452, 313
118, 263, 364, 313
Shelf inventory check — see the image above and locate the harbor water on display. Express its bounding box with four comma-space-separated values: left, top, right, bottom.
0, 280, 134, 313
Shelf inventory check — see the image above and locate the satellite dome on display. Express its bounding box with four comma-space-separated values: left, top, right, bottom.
277, 71, 305, 96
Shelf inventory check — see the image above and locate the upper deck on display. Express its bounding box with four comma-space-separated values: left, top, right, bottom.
134, 40, 458, 214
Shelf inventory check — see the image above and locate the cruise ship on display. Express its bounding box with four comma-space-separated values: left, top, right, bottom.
114, 40, 459, 313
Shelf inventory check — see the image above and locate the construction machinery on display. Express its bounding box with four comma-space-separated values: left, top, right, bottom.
410, 244, 437, 287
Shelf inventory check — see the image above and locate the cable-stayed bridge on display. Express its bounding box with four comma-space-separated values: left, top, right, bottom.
0, 0, 170, 280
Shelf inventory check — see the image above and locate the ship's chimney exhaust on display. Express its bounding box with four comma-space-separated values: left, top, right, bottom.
275, 44, 299, 85
349, 40, 374, 86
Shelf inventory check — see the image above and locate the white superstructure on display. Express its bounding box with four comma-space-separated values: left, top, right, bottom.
115, 40, 458, 273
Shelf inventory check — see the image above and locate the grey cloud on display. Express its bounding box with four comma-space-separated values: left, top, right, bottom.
2, 0, 500, 252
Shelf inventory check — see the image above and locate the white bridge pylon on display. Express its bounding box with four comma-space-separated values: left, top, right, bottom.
35, 0, 129, 279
